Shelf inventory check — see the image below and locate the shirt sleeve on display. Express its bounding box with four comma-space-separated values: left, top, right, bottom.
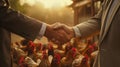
37, 23, 47, 39
73, 26, 81, 37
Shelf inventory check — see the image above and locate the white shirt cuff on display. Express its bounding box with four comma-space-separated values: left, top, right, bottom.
37, 23, 47, 39
73, 26, 81, 37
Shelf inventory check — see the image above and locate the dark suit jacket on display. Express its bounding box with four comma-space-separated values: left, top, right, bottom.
75, 0, 120, 67
0, 0, 43, 67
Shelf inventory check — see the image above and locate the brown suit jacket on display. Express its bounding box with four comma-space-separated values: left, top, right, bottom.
75, 0, 120, 67
0, 0, 43, 67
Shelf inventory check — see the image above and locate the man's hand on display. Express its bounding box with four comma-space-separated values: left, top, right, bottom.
52, 23, 75, 44
44, 24, 74, 45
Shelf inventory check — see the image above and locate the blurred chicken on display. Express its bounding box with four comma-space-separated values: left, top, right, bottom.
90, 50, 98, 67
51, 52, 61, 67
64, 42, 73, 55
84, 42, 98, 67
27, 41, 35, 56
18, 56, 27, 67
72, 54, 84, 67
60, 48, 79, 67
42, 44, 48, 51
25, 57, 41, 67
31, 42, 43, 61
35, 42, 42, 53
38, 50, 50, 67
79, 54, 90, 67
54, 49, 65, 58
12, 48, 27, 67
48, 42, 54, 57
12, 47, 27, 65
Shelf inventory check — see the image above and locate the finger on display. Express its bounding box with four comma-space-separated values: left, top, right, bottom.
53, 23, 66, 30
54, 24, 71, 34
52, 22, 61, 29
61, 25, 71, 34
50, 29, 69, 45
57, 32, 70, 44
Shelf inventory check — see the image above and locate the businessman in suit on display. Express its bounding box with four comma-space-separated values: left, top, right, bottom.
0, 0, 70, 67
54, 0, 120, 67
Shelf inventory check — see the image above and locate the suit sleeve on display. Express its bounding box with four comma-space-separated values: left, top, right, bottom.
0, 7, 43, 41
73, 2, 105, 38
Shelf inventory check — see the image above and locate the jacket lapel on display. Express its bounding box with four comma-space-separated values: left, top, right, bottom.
99, 0, 112, 39
100, 0, 120, 44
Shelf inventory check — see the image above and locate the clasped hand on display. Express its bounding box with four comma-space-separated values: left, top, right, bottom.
44, 23, 74, 45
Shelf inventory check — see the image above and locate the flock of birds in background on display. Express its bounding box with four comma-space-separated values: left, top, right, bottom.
12, 38, 98, 67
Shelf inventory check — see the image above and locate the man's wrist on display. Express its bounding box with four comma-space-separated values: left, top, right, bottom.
37, 23, 47, 39
70, 28, 75, 38
44, 24, 53, 38
73, 26, 81, 38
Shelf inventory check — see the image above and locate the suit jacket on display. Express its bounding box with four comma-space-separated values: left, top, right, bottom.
75, 0, 120, 67
0, 0, 43, 67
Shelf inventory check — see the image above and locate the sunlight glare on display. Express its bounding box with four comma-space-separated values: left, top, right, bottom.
37, 0, 73, 8
20, 0, 73, 8
20, 0, 36, 6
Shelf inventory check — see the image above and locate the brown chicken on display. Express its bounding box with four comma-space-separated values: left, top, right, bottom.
38, 50, 50, 67
60, 48, 79, 67
51, 52, 61, 67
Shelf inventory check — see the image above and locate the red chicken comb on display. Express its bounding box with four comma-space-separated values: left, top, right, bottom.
19, 56, 25, 65
54, 53, 61, 64
38, 42, 42, 49
28, 41, 35, 50
42, 50, 48, 59
29, 41, 34, 46
71, 47, 77, 58
82, 54, 89, 63
87, 45, 94, 55
48, 43, 53, 49
28, 41, 35, 52
39, 42, 42, 46
42, 50, 47, 54
72, 48, 76, 52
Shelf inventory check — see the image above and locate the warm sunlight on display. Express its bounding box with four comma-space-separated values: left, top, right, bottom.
20, 0, 73, 8
38, 0, 73, 8
20, 0, 36, 6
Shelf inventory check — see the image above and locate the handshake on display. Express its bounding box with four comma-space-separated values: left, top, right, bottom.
44, 23, 75, 45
